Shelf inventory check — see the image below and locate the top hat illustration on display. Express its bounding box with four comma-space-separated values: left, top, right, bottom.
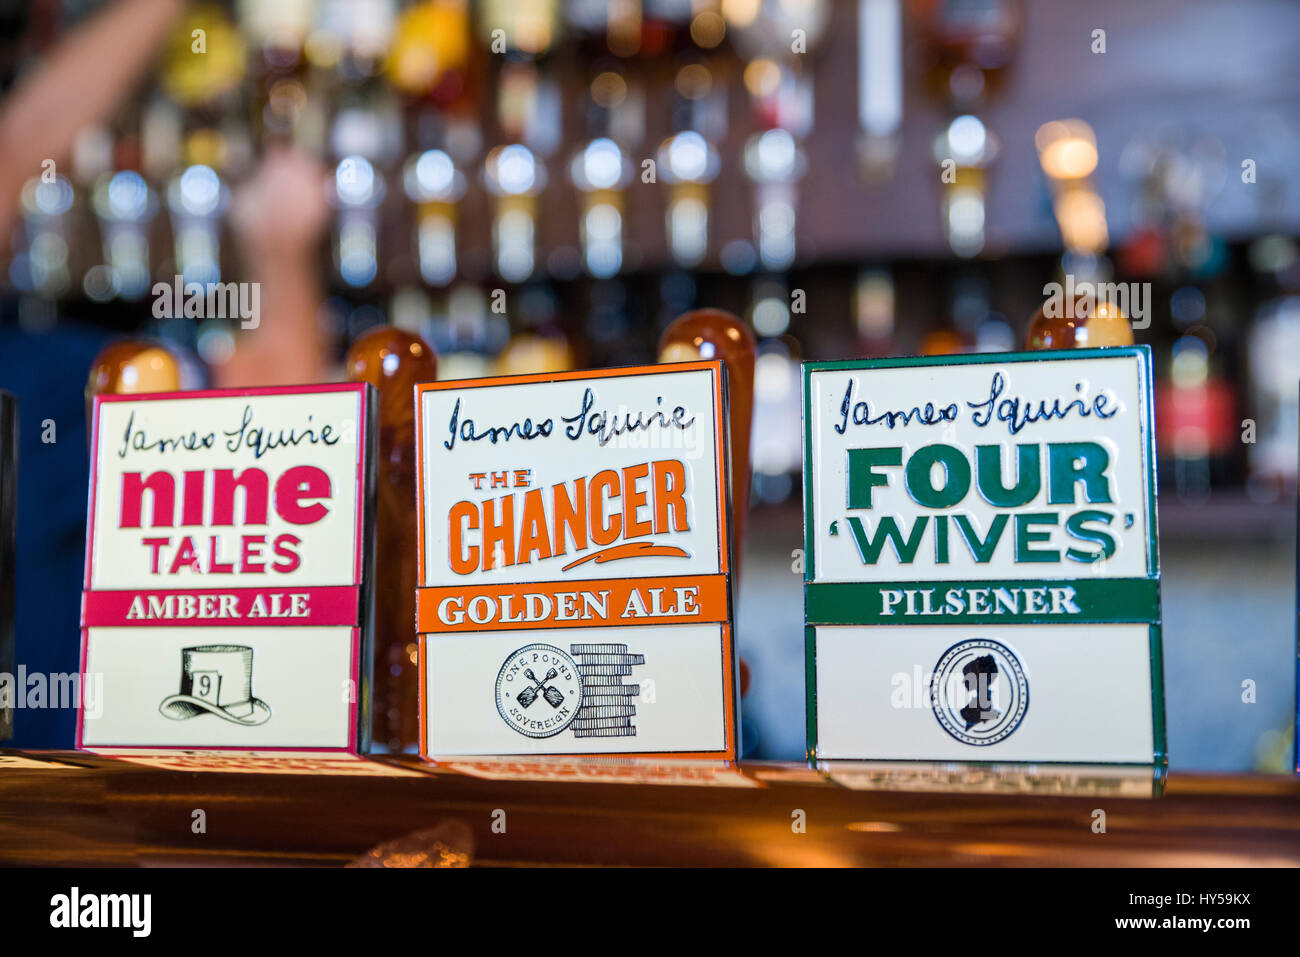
159, 645, 271, 726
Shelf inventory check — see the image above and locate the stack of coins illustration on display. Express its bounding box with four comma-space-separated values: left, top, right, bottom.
570, 644, 644, 738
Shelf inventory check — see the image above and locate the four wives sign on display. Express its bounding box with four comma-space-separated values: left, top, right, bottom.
803, 348, 1163, 764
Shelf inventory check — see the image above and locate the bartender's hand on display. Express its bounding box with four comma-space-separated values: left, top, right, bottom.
216, 147, 332, 388
230, 146, 331, 261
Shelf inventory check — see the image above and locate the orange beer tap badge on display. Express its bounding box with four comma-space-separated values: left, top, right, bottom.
415, 363, 738, 760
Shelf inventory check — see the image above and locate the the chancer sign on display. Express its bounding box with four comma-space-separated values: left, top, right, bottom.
804, 348, 1163, 764
415, 362, 739, 759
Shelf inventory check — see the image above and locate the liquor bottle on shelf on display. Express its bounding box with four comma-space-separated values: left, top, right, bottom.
385, 0, 473, 105
854, 268, 897, 357
161, 3, 247, 112
91, 168, 158, 302
483, 138, 547, 285
479, 0, 563, 286
166, 146, 230, 288
658, 60, 723, 268
912, 0, 1022, 259
910, 0, 1023, 108
919, 323, 968, 356
388, 4, 477, 290
856, 0, 904, 180
570, 66, 635, 278
403, 144, 467, 288
69, 125, 114, 300
430, 283, 510, 380
327, 117, 392, 290
154, 2, 247, 301
495, 283, 573, 375
345, 325, 438, 753
1246, 272, 1300, 498
1155, 330, 1234, 504
16, 172, 77, 300
730, 0, 824, 273
746, 279, 802, 507
306, 0, 405, 290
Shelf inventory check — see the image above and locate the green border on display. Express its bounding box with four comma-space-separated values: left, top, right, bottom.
804, 624, 817, 762
1150, 622, 1168, 767
814, 758, 1169, 795
806, 577, 1159, 625
801, 347, 1165, 765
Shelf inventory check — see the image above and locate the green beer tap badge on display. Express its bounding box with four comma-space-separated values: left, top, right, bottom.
803, 348, 1164, 764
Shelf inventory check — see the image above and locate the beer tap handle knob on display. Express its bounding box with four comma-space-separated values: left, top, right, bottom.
85, 338, 199, 426
345, 326, 438, 753
1026, 298, 1133, 350
657, 308, 757, 573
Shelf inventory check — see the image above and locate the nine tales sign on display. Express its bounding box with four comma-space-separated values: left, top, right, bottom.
78, 384, 375, 753
803, 348, 1164, 764
415, 362, 739, 759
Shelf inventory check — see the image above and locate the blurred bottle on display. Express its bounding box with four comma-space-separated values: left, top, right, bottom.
910, 0, 1023, 108
496, 283, 572, 375
920, 326, 968, 356
1156, 331, 1235, 503
854, 269, 896, 357
1245, 240, 1300, 498
431, 284, 510, 380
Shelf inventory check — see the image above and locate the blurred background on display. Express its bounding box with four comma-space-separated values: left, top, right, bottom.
0, 0, 1296, 770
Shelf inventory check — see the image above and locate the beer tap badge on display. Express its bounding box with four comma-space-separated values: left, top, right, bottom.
803, 348, 1164, 764
415, 362, 738, 759
78, 384, 375, 754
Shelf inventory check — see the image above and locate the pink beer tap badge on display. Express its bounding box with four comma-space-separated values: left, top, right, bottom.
77, 384, 375, 754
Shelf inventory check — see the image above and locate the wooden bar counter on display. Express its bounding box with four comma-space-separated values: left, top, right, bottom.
0, 751, 1296, 867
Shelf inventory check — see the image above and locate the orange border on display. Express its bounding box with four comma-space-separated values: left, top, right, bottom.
417, 573, 730, 633
414, 362, 736, 760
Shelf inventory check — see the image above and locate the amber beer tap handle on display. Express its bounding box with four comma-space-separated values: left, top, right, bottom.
345, 326, 438, 753
85, 338, 195, 426
657, 309, 757, 577
1026, 297, 1133, 350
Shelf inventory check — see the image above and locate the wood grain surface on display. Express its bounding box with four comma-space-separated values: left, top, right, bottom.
0, 752, 1295, 867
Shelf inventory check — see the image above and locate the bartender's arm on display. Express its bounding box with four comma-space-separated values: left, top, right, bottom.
0, 0, 187, 255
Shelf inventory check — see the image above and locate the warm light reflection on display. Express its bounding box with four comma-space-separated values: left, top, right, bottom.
743, 58, 782, 98
846, 821, 903, 833
722, 0, 762, 29
1053, 186, 1109, 253
1036, 119, 1099, 180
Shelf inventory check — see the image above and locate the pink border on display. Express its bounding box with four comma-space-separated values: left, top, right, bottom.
78, 627, 360, 754
78, 383, 369, 754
